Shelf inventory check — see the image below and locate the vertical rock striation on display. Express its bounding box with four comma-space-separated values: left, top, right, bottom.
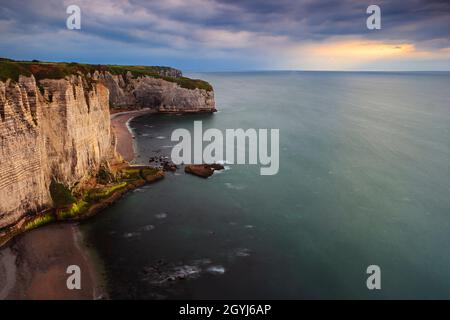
93, 71, 216, 112
0, 75, 114, 230
0, 61, 216, 233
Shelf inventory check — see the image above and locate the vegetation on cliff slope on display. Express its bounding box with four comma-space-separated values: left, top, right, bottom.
24, 213, 55, 231
49, 179, 77, 208
57, 166, 163, 220
0, 165, 164, 246
0, 57, 213, 91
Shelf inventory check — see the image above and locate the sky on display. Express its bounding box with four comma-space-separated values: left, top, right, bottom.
1, 0, 450, 71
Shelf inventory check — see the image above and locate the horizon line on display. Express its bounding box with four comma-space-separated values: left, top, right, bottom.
186, 69, 450, 73
3, 56, 450, 74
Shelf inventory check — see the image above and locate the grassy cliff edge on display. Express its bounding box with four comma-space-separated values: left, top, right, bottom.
0, 57, 213, 91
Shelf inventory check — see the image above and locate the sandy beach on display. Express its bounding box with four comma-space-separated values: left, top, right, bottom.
111, 108, 155, 162
0, 108, 152, 300
0, 224, 104, 299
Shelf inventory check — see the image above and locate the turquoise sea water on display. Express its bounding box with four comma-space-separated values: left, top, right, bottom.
82, 71, 450, 299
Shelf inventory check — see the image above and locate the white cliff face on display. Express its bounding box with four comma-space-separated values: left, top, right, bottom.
133, 77, 215, 113
0, 69, 215, 231
93, 72, 216, 112
0, 75, 114, 229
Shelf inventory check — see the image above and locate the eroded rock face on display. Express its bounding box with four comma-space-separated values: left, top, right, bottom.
93, 71, 216, 112
0, 68, 216, 231
0, 75, 115, 229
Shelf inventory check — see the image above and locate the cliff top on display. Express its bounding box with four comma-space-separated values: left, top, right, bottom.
0, 58, 213, 91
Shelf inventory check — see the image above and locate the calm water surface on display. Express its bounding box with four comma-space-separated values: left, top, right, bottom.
82, 71, 450, 299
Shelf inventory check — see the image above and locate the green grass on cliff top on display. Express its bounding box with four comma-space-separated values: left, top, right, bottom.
0, 58, 212, 91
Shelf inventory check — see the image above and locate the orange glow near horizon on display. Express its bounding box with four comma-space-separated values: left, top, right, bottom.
310, 41, 416, 59
279, 38, 450, 70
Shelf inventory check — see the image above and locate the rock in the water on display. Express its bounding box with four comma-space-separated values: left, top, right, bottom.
162, 161, 178, 172
184, 164, 224, 178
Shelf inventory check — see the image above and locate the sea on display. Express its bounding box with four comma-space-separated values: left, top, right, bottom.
81, 71, 450, 299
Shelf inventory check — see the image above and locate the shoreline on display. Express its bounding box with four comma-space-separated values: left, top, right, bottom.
0, 224, 104, 299
72, 225, 108, 300
0, 109, 154, 300
111, 108, 155, 162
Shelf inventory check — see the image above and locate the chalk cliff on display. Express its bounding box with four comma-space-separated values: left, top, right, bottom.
94, 71, 216, 112
0, 75, 114, 230
0, 60, 215, 232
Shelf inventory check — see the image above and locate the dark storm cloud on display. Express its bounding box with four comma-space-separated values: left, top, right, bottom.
205, 0, 450, 45
0, 0, 449, 70
0, 0, 66, 33
1, 0, 449, 46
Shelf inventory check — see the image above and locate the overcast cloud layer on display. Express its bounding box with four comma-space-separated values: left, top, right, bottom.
1, 0, 450, 70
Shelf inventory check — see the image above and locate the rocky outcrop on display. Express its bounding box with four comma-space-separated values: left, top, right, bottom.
0, 61, 216, 233
93, 71, 216, 113
184, 164, 224, 178
155, 68, 182, 78
0, 75, 115, 230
